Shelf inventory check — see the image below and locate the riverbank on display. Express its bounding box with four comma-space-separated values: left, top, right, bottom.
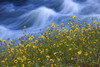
0, 17, 100, 67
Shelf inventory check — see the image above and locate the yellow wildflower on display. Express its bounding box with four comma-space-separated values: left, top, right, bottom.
62, 27, 65, 30
66, 44, 69, 47
69, 48, 72, 50
70, 23, 73, 25
41, 36, 45, 39
14, 60, 18, 63
84, 22, 87, 24
24, 33, 26, 36
78, 50, 82, 55
36, 40, 38, 42
90, 51, 92, 54
18, 37, 20, 40
24, 26, 26, 29
23, 56, 26, 61
78, 19, 80, 21
50, 59, 54, 62
51, 64, 54, 67
96, 22, 99, 25
3, 40, 7, 44
58, 25, 60, 27
73, 16, 76, 19
11, 40, 13, 42
7, 45, 10, 48
76, 28, 79, 31
49, 33, 52, 35
33, 45, 37, 49
84, 52, 88, 56
31, 35, 34, 39
0, 39, 2, 42
51, 23, 55, 28
46, 49, 48, 51
10, 43, 14, 46
5, 58, 7, 60
70, 16, 73, 18
57, 58, 60, 61
46, 55, 50, 59
16, 46, 19, 48
72, 26, 74, 28
61, 23, 64, 26
38, 58, 40, 61
17, 57, 21, 60
87, 24, 90, 27
94, 21, 96, 24
11, 47, 14, 52
22, 64, 25, 67
29, 37, 33, 41
71, 57, 73, 60
54, 52, 57, 55
59, 51, 62, 53
38, 36, 40, 38
1, 60, 5, 63
47, 27, 50, 30
75, 24, 78, 28
19, 43, 22, 46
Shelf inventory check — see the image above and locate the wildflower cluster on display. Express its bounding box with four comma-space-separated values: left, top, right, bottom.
0, 16, 100, 67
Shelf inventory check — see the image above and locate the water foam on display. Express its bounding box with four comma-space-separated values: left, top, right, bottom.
0, 7, 57, 39
59, 0, 79, 14
0, 0, 100, 40
6, 7, 57, 29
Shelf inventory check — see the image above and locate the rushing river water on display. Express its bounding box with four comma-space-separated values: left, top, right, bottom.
0, 0, 100, 40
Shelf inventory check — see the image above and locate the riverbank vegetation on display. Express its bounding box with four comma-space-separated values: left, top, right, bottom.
0, 16, 100, 67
